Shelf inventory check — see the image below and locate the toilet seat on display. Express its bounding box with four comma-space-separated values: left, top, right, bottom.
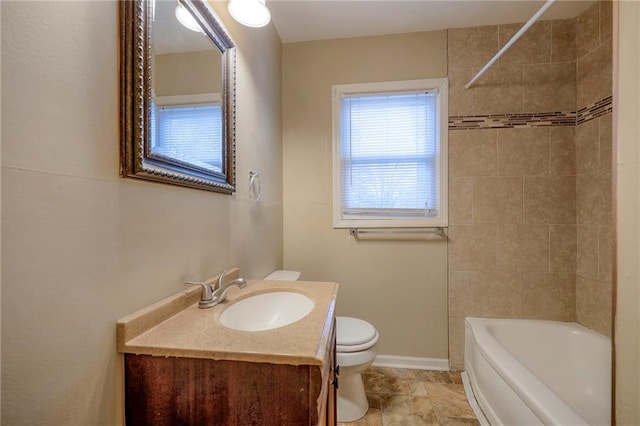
336, 317, 379, 353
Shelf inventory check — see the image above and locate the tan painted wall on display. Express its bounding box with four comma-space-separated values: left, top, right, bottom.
614, 0, 640, 422
154, 50, 222, 96
0, 1, 282, 424
282, 31, 449, 359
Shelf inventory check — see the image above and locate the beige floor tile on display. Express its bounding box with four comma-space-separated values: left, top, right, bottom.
425, 383, 476, 420
381, 395, 440, 426
407, 381, 429, 396
363, 373, 411, 395
439, 417, 481, 426
449, 371, 464, 385
366, 393, 382, 410
355, 368, 478, 425
338, 407, 384, 426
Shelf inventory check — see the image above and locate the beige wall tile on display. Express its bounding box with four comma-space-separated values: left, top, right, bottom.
576, 172, 612, 225
448, 26, 498, 69
448, 68, 474, 116
576, 1, 600, 59
576, 119, 600, 175
577, 224, 599, 279
473, 177, 523, 224
449, 177, 473, 224
448, 317, 465, 368
599, 114, 612, 173
498, 21, 550, 67
471, 65, 523, 114
497, 127, 549, 176
523, 176, 576, 224
449, 271, 474, 318
577, 41, 613, 108
600, 0, 613, 43
523, 272, 576, 321
472, 271, 523, 318
550, 225, 577, 272
449, 129, 497, 177
549, 127, 576, 176
576, 275, 612, 337
496, 224, 550, 272
551, 19, 576, 63
448, 225, 497, 272
524, 62, 576, 112
599, 225, 612, 281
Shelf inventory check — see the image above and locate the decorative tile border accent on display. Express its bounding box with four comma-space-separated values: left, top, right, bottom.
576, 95, 613, 124
448, 111, 575, 129
449, 96, 612, 130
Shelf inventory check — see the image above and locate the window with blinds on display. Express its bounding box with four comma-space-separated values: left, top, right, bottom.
332, 79, 448, 228
151, 103, 223, 173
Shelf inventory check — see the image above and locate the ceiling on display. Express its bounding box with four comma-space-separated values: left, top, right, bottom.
153, 0, 216, 55
268, 0, 595, 43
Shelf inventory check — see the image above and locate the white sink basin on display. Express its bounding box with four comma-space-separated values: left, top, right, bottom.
219, 291, 314, 332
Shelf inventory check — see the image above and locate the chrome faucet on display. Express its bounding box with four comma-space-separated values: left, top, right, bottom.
212, 277, 247, 304
185, 270, 247, 309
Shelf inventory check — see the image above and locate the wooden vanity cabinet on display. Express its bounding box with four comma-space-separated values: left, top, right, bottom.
124, 323, 337, 426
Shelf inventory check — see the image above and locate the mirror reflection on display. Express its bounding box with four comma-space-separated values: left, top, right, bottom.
150, 1, 223, 174
119, 0, 236, 193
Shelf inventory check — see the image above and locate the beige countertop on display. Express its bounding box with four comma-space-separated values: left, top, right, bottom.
117, 275, 339, 366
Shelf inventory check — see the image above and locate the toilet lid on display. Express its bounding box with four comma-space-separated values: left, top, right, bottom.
336, 316, 377, 346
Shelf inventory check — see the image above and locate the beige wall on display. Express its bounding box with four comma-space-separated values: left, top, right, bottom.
282, 32, 449, 359
154, 50, 222, 96
614, 0, 640, 422
447, 1, 613, 368
0, 1, 282, 424
575, 0, 613, 337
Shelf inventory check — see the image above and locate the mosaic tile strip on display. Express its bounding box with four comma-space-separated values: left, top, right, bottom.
449, 96, 612, 130
576, 95, 613, 125
449, 111, 576, 129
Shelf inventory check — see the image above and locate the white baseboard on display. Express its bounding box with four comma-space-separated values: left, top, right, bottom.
372, 354, 449, 371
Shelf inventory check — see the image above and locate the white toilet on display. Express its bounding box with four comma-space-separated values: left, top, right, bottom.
264, 270, 379, 423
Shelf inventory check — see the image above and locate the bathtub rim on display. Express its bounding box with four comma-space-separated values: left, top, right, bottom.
464, 317, 610, 426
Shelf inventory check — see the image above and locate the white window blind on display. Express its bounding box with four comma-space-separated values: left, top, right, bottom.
151, 103, 223, 172
340, 92, 438, 219
332, 79, 448, 228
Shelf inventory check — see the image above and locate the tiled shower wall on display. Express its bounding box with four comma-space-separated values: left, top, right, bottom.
447, 0, 612, 369
575, 1, 613, 337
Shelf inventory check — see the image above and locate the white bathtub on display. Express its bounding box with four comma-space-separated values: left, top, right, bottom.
463, 317, 611, 426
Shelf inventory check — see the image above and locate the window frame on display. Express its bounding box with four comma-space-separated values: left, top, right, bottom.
332, 78, 448, 229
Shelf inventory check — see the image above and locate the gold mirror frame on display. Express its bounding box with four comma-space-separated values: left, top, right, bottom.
119, 0, 237, 193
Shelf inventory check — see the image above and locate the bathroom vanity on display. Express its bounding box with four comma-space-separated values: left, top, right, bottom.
117, 272, 339, 426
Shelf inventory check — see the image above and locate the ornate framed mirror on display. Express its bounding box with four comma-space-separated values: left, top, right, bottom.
120, 0, 236, 193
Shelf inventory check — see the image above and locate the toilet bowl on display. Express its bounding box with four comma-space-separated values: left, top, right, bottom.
263, 270, 378, 423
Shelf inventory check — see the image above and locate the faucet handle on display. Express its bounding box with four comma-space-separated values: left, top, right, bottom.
185, 281, 213, 303
216, 269, 229, 290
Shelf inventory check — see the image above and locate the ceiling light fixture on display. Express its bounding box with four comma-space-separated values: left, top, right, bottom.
175, 2, 203, 33
228, 0, 271, 28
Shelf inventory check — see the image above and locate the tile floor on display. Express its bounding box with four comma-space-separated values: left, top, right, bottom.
338, 367, 479, 426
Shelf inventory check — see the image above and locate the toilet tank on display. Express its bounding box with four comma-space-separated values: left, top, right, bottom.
264, 270, 301, 281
